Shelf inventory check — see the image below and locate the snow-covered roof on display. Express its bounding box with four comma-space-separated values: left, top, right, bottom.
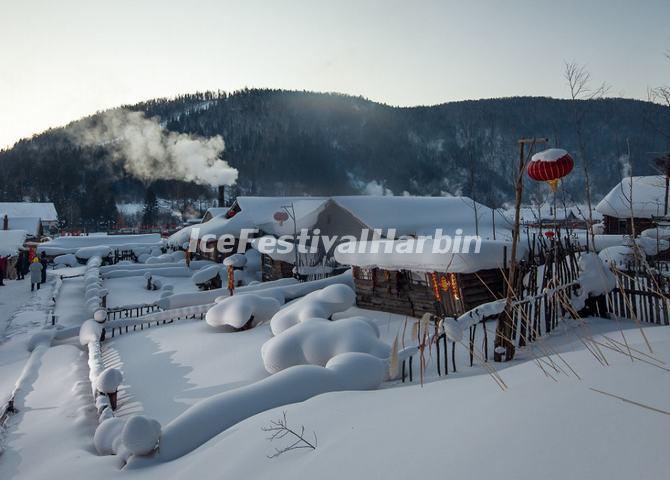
334, 239, 520, 273
169, 196, 328, 246
38, 233, 163, 255
0, 202, 58, 222
202, 207, 229, 221
333, 196, 510, 237
5, 217, 41, 237
0, 230, 28, 256
596, 176, 669, 219
169, 195, 512, 246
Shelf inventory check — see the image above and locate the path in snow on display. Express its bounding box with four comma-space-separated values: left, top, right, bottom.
54, 275, 89, 328
0, 277, 54, 407
0, 345, 104, 479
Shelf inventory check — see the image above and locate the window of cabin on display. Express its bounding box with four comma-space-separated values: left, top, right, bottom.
357, 268, 374, 280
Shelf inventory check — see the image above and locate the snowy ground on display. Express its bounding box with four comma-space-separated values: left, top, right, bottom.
1, 272, 669, 480
103, 276, 197, 308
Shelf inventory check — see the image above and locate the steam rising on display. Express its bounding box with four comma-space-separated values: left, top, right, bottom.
72, 109, 238, 187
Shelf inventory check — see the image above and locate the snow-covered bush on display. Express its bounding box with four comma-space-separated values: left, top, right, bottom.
122, 415, 161, 456
261, 317, 389, 373
571, 252, 617, 311
270, 284, 355, 335
96, 367, 123, 394
206, 294, 281, 329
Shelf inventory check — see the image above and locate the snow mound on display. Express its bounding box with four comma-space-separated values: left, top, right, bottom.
122, 415, 161, 456
531, 148, 567, 162
94, 418, 126, 456
148, 352, 385, 463
572, 253, 617, 310
325, 352, 386, 390
599, 245, 635, 267
641, 226, 670, 241
27, 330, 55, 352
79, 320, 102, 346
206, 294, 281, 329
270, 284, 355, 335
261, 317, 389, 373
76, 246, 112, 260
96, 367, 123, 393
54, 253, 78, 267
192, 265, 222, 285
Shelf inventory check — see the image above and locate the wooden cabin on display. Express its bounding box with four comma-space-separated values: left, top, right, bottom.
336, 238, 514, 319
596, 176, 668, 235
351, 266, 506, 318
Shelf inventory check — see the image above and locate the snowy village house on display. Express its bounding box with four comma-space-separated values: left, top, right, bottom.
596, 175, 670, 235
252, 196, 512, 283
0, 202, 58, 234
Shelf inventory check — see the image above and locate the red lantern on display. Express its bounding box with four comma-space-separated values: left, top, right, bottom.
544, 231, 556, 239
527, 148, 574, 192
273, 211, 289, 225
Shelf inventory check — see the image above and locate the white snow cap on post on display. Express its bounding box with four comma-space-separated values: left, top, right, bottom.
206, 294, 281, 329
93, 309, 107, 323
223, 253, 247, 268
270, 284, 356, 335
122, 415, 161, 456
96, 367, 123, 394
261, 317, 390, 374
94, 418, 126, 456
79, 320, 102, 346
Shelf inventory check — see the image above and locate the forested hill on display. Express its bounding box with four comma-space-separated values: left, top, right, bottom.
1, 89, 669, 228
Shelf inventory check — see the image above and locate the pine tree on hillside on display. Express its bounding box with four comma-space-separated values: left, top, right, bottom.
142, 187, 159, 227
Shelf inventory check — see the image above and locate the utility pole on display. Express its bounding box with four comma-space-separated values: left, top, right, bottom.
494, 137, 548, 362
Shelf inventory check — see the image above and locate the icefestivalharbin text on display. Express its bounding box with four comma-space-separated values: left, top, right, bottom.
187, 227, 483, 256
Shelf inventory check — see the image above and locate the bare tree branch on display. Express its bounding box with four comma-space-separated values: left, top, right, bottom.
262, 411, 317, 459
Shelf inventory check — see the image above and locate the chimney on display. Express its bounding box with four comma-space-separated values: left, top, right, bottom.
2, 214, 7, 230
218, 185, 225, 207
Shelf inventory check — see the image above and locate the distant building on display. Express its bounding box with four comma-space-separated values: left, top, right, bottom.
596, 176, 669, 234
0, 202, 58, 232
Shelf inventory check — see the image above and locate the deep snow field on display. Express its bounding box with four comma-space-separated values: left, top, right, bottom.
1, 268, 669, 480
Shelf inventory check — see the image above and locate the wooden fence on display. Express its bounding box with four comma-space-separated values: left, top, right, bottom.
606, 269, 670, 325
107, 304, 160, 320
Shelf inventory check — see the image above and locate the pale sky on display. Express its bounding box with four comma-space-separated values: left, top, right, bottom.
1, 0, 669, 149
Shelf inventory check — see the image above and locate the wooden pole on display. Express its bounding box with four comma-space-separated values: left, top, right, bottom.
494, 137, 548, 362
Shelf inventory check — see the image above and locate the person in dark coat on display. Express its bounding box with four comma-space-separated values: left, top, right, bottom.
16, 251, 26, 280
29, 257, 42, 291
40, 251, 48, 284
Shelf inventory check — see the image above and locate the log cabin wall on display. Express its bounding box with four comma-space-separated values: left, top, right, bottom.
603, 215, 655, 235
261, 254, 294, 281
458, 268, 506, 311
352, 267, 507, 319
352, 267, 437, 318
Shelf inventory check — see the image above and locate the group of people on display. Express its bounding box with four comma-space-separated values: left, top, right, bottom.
0, 249, 48, 291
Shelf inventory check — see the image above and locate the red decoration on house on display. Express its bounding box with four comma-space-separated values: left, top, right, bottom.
544, 231, 556, 238
527, 148, 574, 192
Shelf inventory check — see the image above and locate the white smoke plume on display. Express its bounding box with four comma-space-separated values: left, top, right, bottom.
72, 109, 238, 187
